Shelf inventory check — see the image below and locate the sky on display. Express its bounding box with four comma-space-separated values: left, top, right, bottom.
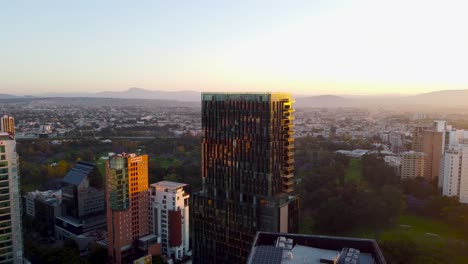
1, 0, 468, 96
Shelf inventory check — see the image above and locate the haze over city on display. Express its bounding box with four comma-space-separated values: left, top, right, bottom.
2, 0, 468, 96
3, 1, 468, 263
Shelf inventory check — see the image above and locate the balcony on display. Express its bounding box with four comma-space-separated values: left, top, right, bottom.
283, 166, 294, 174
282, 180, 293, 186
281, 174, 293, 179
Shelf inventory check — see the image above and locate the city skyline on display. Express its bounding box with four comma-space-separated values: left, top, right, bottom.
2, 0, 468, 95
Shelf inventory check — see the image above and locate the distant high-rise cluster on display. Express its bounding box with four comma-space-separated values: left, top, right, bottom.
0, 117, 23, 263
191, 93, 299, 263
411, 120, 468, 204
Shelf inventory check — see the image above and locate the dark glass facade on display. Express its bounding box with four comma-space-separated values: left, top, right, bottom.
191, 93, 299, 264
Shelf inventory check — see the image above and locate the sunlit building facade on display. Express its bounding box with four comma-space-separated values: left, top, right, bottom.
149, 181, 189, 260
191, 93, 299, 264
106, 153, 159, 264
0, 132, 23, 263
0, 116, 15, 137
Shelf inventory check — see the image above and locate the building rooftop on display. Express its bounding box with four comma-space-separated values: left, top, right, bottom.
0, 132, 13, 140
138, 234, 158, 242
401, 151, 426, 156
25, 190, 62, 205
202, 93, 293, 102
150, 181, 188, 190
62, 161, 96, 186
247, 232, 386, 264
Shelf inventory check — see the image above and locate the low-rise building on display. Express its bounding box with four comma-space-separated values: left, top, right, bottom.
24, 190, 62, 235
55, 161, 106, 254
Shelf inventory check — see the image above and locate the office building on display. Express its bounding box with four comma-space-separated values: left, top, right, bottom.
400, 151, 426, 179
0, 132, 23, 263
192, 93, 300, 264
24, 190, 62, 235
247, 232, 386, 264
149, 181, 189, 260
55, 162, 106, 252
106, 153, 159, 263
422, 131, 443, 181
0, 116, 15, 136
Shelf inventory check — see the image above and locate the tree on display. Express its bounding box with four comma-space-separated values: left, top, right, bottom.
88, 245, 107, 263
152, 255, 165, 264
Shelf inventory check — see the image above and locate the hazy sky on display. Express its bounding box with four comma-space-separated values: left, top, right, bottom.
1, 0, 467, 95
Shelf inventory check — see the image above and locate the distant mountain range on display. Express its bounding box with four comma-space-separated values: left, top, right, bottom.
30, 87, 202, 102
295, 90, 468, 109
1, 87, 468, 109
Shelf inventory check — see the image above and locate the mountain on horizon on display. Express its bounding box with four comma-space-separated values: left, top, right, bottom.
0, 94, 21, 99
36, 87, 201, 102
2, 88, 467, 108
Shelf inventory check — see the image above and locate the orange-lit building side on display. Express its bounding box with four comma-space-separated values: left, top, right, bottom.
106, 154, 150, 264
0, 115, 15, 136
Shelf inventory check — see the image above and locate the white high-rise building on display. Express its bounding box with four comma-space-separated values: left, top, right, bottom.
441, 141, 468, 204
0, 132, 23, 263
441, 147, 462, 197
439, 129, 467, 187
433, 120, 447, 132
460, 145, 468, 203
149, 181, 190, 260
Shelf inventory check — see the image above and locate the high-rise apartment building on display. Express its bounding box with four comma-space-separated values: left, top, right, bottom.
106, 153, 159, 263
0, 132, 23, 263
191, 93, 299, 264
422, 131, 443, 181
441, 147, 462, 197
149, 181, 189, 260
400, 151, 426, 179
441, 142, 468, 204
442, 129, 466, 150
412, 125, 431, 152
0, 116, 15, 136
433, 120, 447, 132
439, 129, 468, 187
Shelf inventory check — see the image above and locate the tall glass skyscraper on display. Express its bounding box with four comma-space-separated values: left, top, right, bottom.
0, 122, 23, 263
191, 93, 299, 264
